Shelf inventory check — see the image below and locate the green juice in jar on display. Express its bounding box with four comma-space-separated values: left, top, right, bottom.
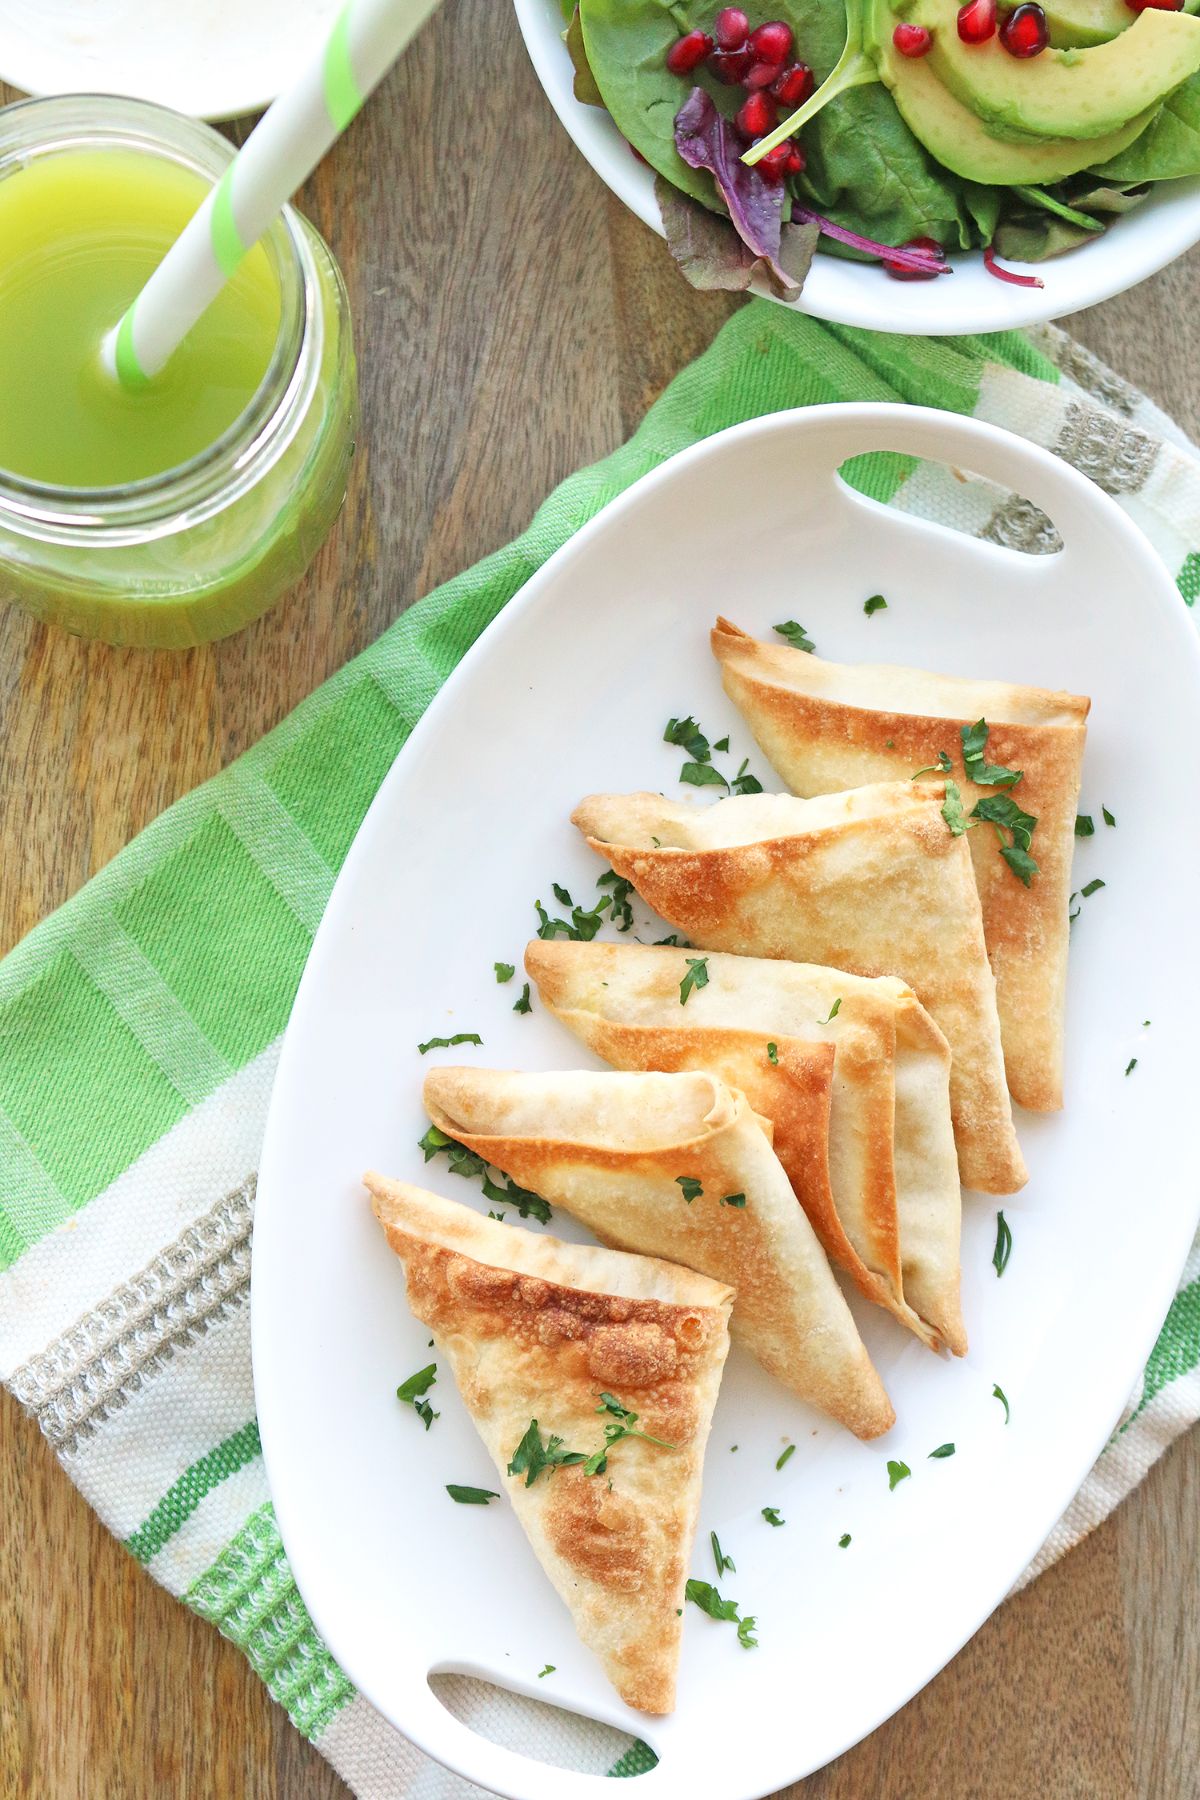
0, 95, 357, 650
0, 151, 281, 487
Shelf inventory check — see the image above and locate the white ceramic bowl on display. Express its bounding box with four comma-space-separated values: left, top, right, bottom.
0, 0, 338, 120
514, 0, 1200, 335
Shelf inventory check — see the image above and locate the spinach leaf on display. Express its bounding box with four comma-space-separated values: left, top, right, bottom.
1088, 76, 1200, 183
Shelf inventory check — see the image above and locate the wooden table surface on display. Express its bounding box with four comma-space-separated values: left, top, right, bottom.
2, 5, 1198, 1796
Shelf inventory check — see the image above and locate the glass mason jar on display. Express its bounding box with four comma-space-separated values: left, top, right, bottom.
0, 95, 357, 649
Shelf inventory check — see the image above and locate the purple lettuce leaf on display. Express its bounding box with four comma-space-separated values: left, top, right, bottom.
657, 176, 818, 301
673, 88, 805, 295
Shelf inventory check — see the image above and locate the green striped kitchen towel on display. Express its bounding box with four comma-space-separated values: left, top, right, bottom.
2, 301, 1198, 1799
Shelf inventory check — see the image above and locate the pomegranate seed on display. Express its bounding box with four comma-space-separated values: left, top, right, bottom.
782, 142, 806, 174
884, 235, 945, 280
745, 57, 785, 87
755, 139, 797, 183
1125, 0, 1183, 9
771, 61, 814, 104
714, 6, 750, 48
708, 42, 754, 81
957, 0, 997, 41
736, 90, 779, 138
893, 21, 934, 54
999, 2, 1048, 54
749, 19, 793, 61
666, 28, 714, 73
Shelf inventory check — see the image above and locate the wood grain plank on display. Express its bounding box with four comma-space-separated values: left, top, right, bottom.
1, 2, 1197, 1794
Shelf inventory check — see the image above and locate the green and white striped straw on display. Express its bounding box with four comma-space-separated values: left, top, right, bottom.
103, 0, 441, 387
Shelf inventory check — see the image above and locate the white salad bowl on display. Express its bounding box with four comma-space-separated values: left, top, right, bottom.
514, 0, 1200, 335
253, 402, 1200, 1800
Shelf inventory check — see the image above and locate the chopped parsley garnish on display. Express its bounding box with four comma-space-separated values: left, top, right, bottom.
1074, 814, 1094, 838
942, 779, 970, 836
655, 933, 689, 947
731, 757, 764, 796
664, 714, 712, 762
418, 1126, 553, 1223
863, 593, 888, 617
767, 1041, 779, 1065
961, 719, 1022, 790
711, 1530, 736, 1576
993, 1210, 1012, 1278
418, 1032, 483, 1055
597, 870, 635, 932
679, 956, 710, 1004
1103, 805, 1116, 827
684, 1578, 758, 1648
713, 735, 730, 753
681, 761, 730, 790
446, 1484, 500, 1504
820, 998, 841, 1025
761, 1507, 785, 1527
494, 962, 515, 983
838, 1533, 851, 1548
928, 1443, 955, 1460
887, 1459, 911, 1491
513, 983, 532, 1015
507, 1419, 587, 1486
676, 1175, 703, 1203
774, 620, 816, 653
720, 1191, 747, 1208
396, 1363, 439, 1430
973, 793, 1040, 887
775, 1443, 795, 1471
1125, 1057, 1138, 1076
1069, 892, 1080, 924
993, 1383, 1011, 1425
552, 882, 573, 907
1081, 878, 1105, 898
912, 751, 953, 781
535, 896, 607, 942
594, 1391, 675, 1454
537, 1665, 555, 1679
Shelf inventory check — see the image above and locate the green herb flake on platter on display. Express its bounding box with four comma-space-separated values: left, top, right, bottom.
776, 1443, 795, 1472
494, 961, 515, 982
993, 1209, 1013, 1277
863, 592, 887, 616
774, 620, 816, 653
417, 1031, 483, 1055
887, 1459, 911, 1491
928, 1443, 955, 1460
397, 1363, 439, 1431
684, 1578, 758, 1649
762, 1506, 786, 1527
446, 1484, 500, 1505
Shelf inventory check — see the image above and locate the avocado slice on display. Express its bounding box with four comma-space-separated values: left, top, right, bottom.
1041, 0, 1132, 52
867, 0, 1155, 180
909, 0, 1200, 139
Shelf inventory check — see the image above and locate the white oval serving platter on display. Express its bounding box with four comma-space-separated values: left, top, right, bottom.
513, 0, 1200, 335
253, 402, 1200, 1800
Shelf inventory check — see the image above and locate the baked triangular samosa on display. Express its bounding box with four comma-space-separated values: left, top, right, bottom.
365, 1175, 732, 1714
423, 1066, 895, 1435
572, 783, 1026, 1197
526, 939, 964, 1356
713, 617, 1089, 1112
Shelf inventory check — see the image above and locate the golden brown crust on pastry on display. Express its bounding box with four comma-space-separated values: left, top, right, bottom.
525, 938, 965, 1353
365, 1175, 731, 1713
422, 1067, 895, 1437
712, 617, 1088, 1112
571, 784, 1025, 1197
